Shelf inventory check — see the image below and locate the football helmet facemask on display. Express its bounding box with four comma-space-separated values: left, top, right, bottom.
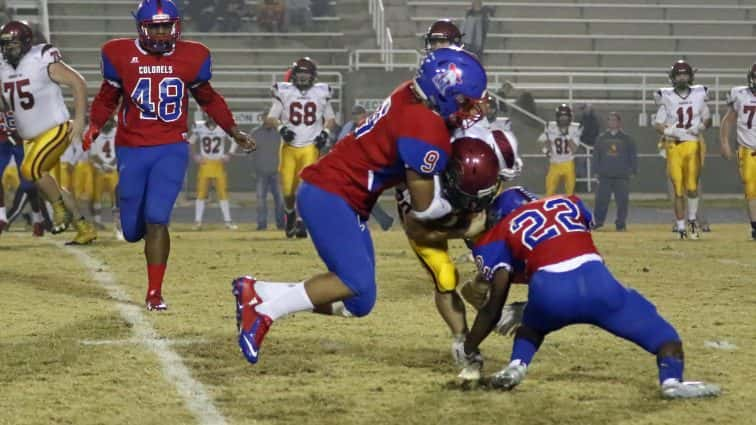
0, 21, 34, 67
424, 19, 463, 52
291, 57, 317, 91
669, 60, 694, 91
443, 137, 501, 212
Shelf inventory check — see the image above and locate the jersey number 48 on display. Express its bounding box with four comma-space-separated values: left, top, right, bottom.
131, 77, 184, 122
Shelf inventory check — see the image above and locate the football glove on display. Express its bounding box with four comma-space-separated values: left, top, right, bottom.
314, 129, 330, 149
495, 302, 526, 336
688, 122, 706, 136
82, 125, 100, 151
278, 125, 296, 143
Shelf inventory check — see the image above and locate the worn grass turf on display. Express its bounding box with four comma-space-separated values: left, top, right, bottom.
1, 225, 754, 425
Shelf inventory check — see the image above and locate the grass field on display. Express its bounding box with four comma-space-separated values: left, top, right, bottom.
1, 225, 755, 425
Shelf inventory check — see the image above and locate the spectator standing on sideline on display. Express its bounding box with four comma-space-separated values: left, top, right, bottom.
251, 118, 285, 231
576, 103, 600, 190
592, 112, 637, 231
461, 0, 494, 59
336, 104, 368, 143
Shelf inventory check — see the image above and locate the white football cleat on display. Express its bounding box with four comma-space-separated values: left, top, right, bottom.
225, 221, 239, 230
661, 379, 720, 399
193, 222, 202, 231
457, 349, 484, 381
490, 360, 527, 390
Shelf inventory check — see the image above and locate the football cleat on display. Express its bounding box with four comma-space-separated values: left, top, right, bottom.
50, 199, 71, 234
193, 222, 202, 231
490, 360, 527, 391
65, 219, 97, 245
687, 220, 701, 240
232, 276, 272, 364
284, 211, 297, 238
661, 379, 720, 399
224, 221, 239, 230
295, 220, 308, 239
146, 293, 168, 311
114, 228, 125, 241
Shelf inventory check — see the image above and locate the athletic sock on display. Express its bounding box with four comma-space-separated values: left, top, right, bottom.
255, 283, 314, 321
657, 355, 684, 385
255, 281, 299, 301
195, 199, 205, 223
147, 263, 167, 298
0, 206, 6, 221
510, 336, 539, 366
676, 219, 685, 231
687, 197, 699, 221
219, 200, 232, 222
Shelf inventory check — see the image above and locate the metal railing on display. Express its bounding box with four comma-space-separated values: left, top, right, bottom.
368, 0, 393, 69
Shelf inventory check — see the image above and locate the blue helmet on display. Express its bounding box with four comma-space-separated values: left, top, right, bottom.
486, 186, 539, 228
133, 0, 181, 54
414, 47, 487, 127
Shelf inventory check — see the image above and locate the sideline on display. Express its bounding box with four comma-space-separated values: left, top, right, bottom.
52, 241, 229, 425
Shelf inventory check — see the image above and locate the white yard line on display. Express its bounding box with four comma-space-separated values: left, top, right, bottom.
717, 259, 754, 268
53, 241, 229, 425
80, 338, 210, 346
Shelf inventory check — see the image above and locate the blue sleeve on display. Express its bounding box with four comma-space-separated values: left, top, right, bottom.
472, 240, 513, 282
101, 52, 121, 84
575, 198, 594, 228
397, 137, 449, 175
194, 55, 213, 84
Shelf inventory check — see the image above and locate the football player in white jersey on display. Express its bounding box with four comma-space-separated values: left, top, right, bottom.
190, 115, 239, 230
538, 104, 582, 196
89, 118, 122, 239
654, 60, 711, 240
720, 63, 756, 240
0, 21, 96, 244
265, 57, 336, 238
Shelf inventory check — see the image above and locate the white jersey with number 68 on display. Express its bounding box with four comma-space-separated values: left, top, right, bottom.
267, 82, 335, 147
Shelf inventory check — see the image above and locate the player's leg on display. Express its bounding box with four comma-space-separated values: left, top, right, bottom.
216, 163, 235, 229
232, 181, 377, 363
544, 164, 559, 196
738, 146, 756, 239
490, 268, 579, 390
194, 162, 209, 229
614, 177, 630, 231
683, 141, 701, 238
116, 146, 150, 243
291, 144, 320, 237
585, 261, 718, 397
564, 160, 576, 196
256, 172, 269, 230
92, 170, 105, 228
593, 176, 612, 228
0, 143, 12, 230
110, 174, 123, 240
270, 173, 285, 229
278, 143, 298, 236
665, 143, 687, 237
409, 239, 467, 341
21, 123, 95, 242
142, 143, 190, 310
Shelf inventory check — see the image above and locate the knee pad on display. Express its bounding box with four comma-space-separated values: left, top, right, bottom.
122, 225, 145, 243
340, 274, 376, 318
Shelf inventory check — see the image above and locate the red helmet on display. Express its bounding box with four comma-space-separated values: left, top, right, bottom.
669, 60, 694, 88
424, 19, 463, 51
443, 138, 501, 212
748, 63, 756, 92
291, 57, 317, 91
555, 103, 572, 127
0, 21, 34, 66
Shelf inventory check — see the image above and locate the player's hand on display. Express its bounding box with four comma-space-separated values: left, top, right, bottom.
688, 122, 706, 136
82, 124, 100, 151
463, 210, 487, 238
314, 129, 330, 149
222, 154, 231, 163
231, 128, 256, 152
495, 302, 527, 337
278, 125, 296, 143
193, 154, 202, 163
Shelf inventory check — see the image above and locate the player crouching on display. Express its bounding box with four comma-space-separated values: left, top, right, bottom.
457, 187, 720, 399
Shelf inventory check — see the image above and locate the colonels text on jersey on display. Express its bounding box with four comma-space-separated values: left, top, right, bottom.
96, 39, 213, 146
301, 81, 451, 218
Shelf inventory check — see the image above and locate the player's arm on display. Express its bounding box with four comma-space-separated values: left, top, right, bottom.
188, 133, 202, 163
720, 105, 737, 160
264, 88, 284, 128
48, 61, 87, 140
190, 82, 254, 151
537, 131, 550, 156
464, 268, 512, 354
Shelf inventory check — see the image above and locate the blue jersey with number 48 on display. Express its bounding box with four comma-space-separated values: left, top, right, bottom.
100, 38, 213, 147
473, 195, 599, 280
